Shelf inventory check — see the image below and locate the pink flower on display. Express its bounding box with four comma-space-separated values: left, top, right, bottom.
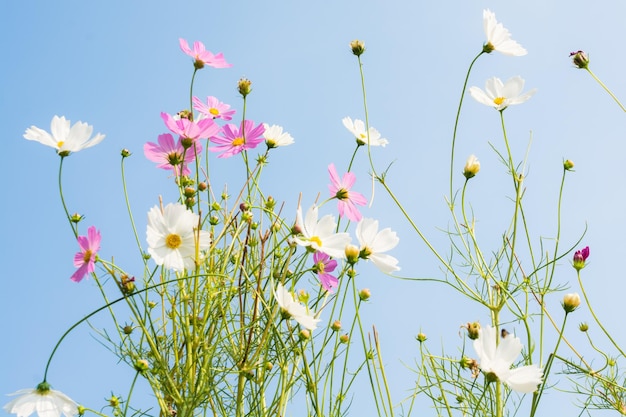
573, 246, 590, 271
193, 96, 236, 120
179, 38, 232, 69
312, 251, 339, 292
209, 120, 265, 158
144, 133, 202, 176
160, 112, 221, 143
71, 226, 101, 282
327, 163, 367, 222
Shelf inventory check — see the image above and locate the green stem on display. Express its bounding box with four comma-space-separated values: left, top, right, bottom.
57, 156, 78, 238
449, 51, 484, 203
585, 67, 626, 112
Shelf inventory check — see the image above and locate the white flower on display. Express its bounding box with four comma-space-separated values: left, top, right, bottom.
4, 385, 78, 417
23, 116, 105, 155
263, 123, 294, 148
146, 203, 211, 272
274, 283, 321, 330
473, 325, 543, 393
483, 9, 527, 56
293, 205, 351, 259
355, 218, 400, 273
469, 76, 536, 111
342, 117, 388, 147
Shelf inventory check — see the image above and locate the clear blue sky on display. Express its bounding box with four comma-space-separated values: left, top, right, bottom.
3, 1, 626, 416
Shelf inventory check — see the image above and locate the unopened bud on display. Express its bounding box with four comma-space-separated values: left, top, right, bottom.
563, 159, 575, 171
134, 359, 149, 373
573, 246, 590, 271
358, 288, 371, 301
297, 289, 309, 304
570, 50, 589, 69
299, 329, 311, 340
416, 332, 427, 343
331, 320, 342, 332
350, 40, 366, 56
465, 322, 481, 340
562, 293, 581, 313
238, 78, 252, 97
121, 148, 132, 158
70, 213, 84, 223
579, 322, 589, 332
345, 244, 360, 264
339, 334, 350, 344
463, 154, 480, 179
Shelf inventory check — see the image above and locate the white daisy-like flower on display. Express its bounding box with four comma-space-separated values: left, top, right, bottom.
342, 117, 388, 147
482, 9, 527, 56
4, 384, 78, 417
263, 123, 294, 148
23, 116, 105, 156
146, 203, 211, 272
355, 218, 400, 273
274, 283, 321, 330
293, 205, 351, 259
469, 76, 536, 111
473, 325, 543, 393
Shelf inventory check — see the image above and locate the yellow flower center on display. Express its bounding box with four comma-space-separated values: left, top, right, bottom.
57, 141, 65, 148
166, 233, 183, 249
209, 107, 219, 116
232, 136, 245, 146
310, 236, 322, 247
314, 260, 326, 274
335, 188, 349, 201
83, 249, 93, 263
493, 97, 506, 105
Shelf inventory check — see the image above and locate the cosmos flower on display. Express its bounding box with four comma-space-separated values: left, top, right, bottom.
274, 283, 321, 330
573, 246, 589, 271
70, 226, 101, 283
179, 38, 232, 69
146, 203, 211, 272
144, 133, 202, 176
482, 9, 527, 56
463, 154, 480, 179
328, 163, 367, 222
160, 112, 220, 143
312, 251, 339, 292
209, 120, 265, 158
4, 383, 78, 417
355, 218, 400, 273
473, 325, 543, 393
23, 116, 105, 156
263, 123, 294, 148
192, 96, 236, 120
342, 117, 388, 147
293, 205, 351, 259
469, 76, 536, 111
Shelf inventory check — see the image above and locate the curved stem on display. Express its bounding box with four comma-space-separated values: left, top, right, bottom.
57, 156, 78, 238
585, 67, 626, 112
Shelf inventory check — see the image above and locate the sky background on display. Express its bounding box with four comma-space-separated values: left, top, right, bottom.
2, 1, 626, 416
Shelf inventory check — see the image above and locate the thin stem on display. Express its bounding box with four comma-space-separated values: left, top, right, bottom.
585, 67, 626, 112
57, 156, 78, 238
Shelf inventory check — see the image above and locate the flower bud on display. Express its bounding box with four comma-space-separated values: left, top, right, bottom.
134, 359, 150, 373
122, 324, 133, 335
563, 159, 575, 171
197, 182, 207, 191
264, 361, 273, 371
562, 293, 581, 313
358, 288, 371, 301
148, 301, 157, 309
298, 289, 309, 304
464, 322, 481, 340
345, 244, 360, 264
573, 246, 590, 271
579, 322, 589, 332
184, 187, 196, 198
118, 275, 136, 295
238, 78, 252, 97
70, 213, 84, 223
350, 40, 366, 56
265, 196, 276, 211
416, 332, 427, 343
570, 50, 589, 69
463, 154, 480, 179
331, 320, 342, 332
299, 329, 311, 340
121, 148, 132, 158
108, 395, 120, 407
339, 334, 350, 344
77, 405, 86, 416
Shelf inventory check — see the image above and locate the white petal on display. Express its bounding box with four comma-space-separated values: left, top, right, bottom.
502, 365, 543, 393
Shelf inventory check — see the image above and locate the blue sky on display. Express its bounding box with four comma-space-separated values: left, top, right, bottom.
3, 1, 626, 416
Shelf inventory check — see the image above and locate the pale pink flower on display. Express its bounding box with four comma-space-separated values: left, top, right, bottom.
179, 38, 232, 69
328, 163, 367, 222
192, 96, 236, 120
144, 133, 202, 176
71, 226, 101, 282
160, 112, 220, 142
313, 251, 339, 292
209, 120, 265, 158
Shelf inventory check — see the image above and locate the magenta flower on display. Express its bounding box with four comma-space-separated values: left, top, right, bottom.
160, 112, 221, 143
209, 120, 265, 158
179, 38, 232, 69
328, 163, 368, 222
71, 226, 101, 282
193, 96, 236, 121
144, 133, 202, 176
573, 246, 590, 271
312, 251, 339, 292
